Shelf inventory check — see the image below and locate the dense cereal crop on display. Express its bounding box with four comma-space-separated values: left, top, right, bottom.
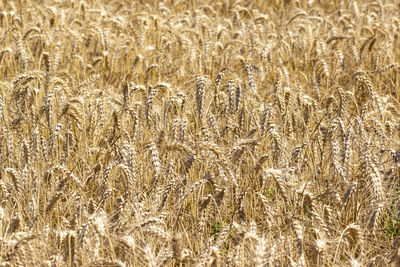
0, 0, 400, 266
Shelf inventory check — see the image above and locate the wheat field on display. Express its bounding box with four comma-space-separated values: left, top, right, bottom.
0, 0, 400, 266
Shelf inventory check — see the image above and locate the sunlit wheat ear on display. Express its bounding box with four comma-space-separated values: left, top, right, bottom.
331, 138, 347, 183
169, 118, 178, 141
46, 179, 69, 214
260, 104, 272, 138
215, 68, 227, 90
179, 175, 211, 204
200, 125, 212, 142
21, 138, 30, 166
145, 85, 158, 126
100, 162, 113, 197
196, 77, 208, 121
342, 181, 357, 207
360, 35, 376, 61
48, 122, 62, 158
292, 220, 306, 266
6, 168, 21, 194
110, 195, 125, 227
42, 52, 51, 93
158, 162, 176, 211
0, 95, 4, 118
245, 62, 257, 94
16, 39, 28, 72
227, 79, 235, 113
122, 141, 138, 182
42, 90, 54, 128
373, 63, 398, 74
234, 82, 241, 110
178, 117, 188, 142
29, 127, 40, 160
320, 58, 330, 79
0, 47, 12, 65
148, 142, 162, 188
353, 70, 374, 99
145, 64, 158, 83
7, 133, 15, 166
52, 42, 62, 74
368, 203, 384, 231
327, 35, 348, 45
206, 113, 219, 139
